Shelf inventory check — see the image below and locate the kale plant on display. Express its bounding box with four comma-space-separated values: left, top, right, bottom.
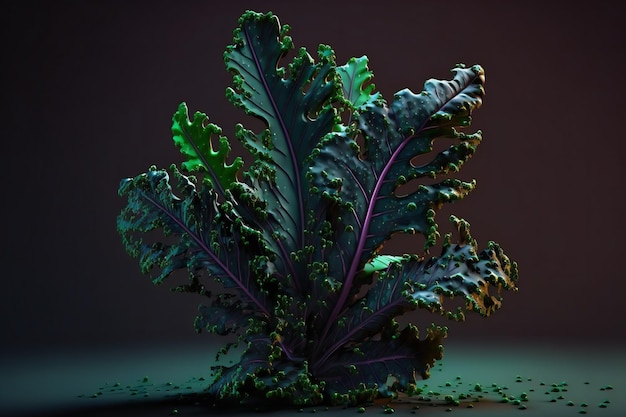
117, 10, 518, 406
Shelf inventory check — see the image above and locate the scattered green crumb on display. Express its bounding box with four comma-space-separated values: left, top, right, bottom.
81, 371, 614, 413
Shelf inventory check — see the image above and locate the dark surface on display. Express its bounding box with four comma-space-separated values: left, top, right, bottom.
2, 341, 624, 416
2, 0, 625, 358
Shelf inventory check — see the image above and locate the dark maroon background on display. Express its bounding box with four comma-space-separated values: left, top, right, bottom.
2, 0, 625, 355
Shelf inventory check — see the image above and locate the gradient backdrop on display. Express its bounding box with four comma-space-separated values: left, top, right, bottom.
3, 0, 625, 359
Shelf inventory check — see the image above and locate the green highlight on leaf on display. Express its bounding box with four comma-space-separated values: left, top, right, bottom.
171, 102, 243, 193
337, 55, 380, 110
117, 9, 519, 408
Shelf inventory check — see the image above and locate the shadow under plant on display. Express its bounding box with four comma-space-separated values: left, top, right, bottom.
117, 10, 518, 406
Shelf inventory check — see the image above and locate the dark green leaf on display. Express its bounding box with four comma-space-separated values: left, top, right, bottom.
311, 64, 485, 350
116, 166, 271, 315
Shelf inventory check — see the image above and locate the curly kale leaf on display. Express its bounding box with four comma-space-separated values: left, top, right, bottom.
171, 102, 243, 197
309, 63, 486, 350
313, 216, 517, 392
117, 166, 270, 318
223, 11, 341, 294
320, 324, 446, 399
336, 55, 380, 111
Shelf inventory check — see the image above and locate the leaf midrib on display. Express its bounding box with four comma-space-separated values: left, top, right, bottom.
242, 24, 305, 249
140, 189, 270, 316
317, 70, 482, 358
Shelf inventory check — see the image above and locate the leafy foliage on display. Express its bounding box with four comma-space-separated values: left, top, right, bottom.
117, 10, 518, 407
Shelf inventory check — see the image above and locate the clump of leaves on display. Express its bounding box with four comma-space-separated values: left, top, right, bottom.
117, 10, 518, 407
